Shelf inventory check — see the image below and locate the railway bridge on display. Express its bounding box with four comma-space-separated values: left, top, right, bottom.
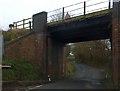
4, 0, 120, 88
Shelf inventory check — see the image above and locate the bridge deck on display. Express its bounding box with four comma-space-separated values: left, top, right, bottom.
48, 10, 112, 43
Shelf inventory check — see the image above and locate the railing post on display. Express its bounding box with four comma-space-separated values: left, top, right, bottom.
23, 19, 25, 29
84, 1, 86, 16
0, 30, 3, 89
15, 23, 17, 29
13, 22, 15, 29
109, 0, 111, 9
29, 21, 32, 31
62, 7, 64, 20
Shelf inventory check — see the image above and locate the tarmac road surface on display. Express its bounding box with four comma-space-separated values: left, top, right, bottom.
25, 63, 105, 90
2, 63, 106, 91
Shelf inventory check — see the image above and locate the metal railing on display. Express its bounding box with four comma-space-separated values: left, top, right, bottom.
47, 0, 112, 23
10, 17, 32, 30
10, 0, 112, 30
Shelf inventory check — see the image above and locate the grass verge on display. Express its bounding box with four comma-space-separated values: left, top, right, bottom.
2, 58, 43, 81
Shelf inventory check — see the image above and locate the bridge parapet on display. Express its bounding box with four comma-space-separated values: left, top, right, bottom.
10, 0, 112, 30
47, 0, 112, 23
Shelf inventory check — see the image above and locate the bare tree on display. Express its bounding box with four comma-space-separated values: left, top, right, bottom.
49, 10, 63, 22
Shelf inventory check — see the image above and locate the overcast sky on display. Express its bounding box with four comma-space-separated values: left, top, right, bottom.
0, 0, 112, 30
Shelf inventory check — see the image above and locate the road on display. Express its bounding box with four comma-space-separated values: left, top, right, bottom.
25, 63, 105, 90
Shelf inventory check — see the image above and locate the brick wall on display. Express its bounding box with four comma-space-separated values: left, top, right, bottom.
112, 19, 120, 87
4, 32, 34, 61
112, 2, 120, 88
4, 31, 47, 75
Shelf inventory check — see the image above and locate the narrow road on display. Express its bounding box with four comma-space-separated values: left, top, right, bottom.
25, 63, 105, 90
73, 64, 104, 83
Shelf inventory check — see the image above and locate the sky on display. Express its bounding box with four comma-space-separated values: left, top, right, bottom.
0, 0, 111, 30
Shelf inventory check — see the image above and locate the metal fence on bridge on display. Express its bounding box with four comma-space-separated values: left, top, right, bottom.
10, 18, 32, 30
10, 0, 112, 30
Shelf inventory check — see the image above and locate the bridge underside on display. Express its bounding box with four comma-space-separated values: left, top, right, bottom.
49, 14, 112, 43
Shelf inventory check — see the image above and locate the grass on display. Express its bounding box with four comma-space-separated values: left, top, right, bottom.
65, 61, 75, 79
98, 58, 115, 89
3, 29, 31, 43
63, 54, 75, 79
2, 58, 44, 81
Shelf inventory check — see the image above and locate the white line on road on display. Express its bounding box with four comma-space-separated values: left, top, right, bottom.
25, 85, 43, 91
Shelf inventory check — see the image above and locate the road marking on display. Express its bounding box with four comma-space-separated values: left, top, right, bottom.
25, 85, 43, 91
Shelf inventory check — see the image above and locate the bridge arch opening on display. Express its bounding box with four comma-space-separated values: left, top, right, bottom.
63, 39, 112, 87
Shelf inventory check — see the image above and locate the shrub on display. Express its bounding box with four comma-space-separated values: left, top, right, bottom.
65, 62, 75, 79
2, 59, 43, 81
3, 29, 30, 43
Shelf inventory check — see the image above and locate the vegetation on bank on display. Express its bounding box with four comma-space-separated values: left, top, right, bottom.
73, 40, 111, 68
3, 29, 30, 43
64, 45, 75, 79
65, 61, 75, 79
2, 58, 43, 81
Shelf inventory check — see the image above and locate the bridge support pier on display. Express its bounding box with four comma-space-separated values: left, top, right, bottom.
33, 12, 48, 79
112, 1, 120, 88
33, 12, 65, 80
47, 39, 64, 80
